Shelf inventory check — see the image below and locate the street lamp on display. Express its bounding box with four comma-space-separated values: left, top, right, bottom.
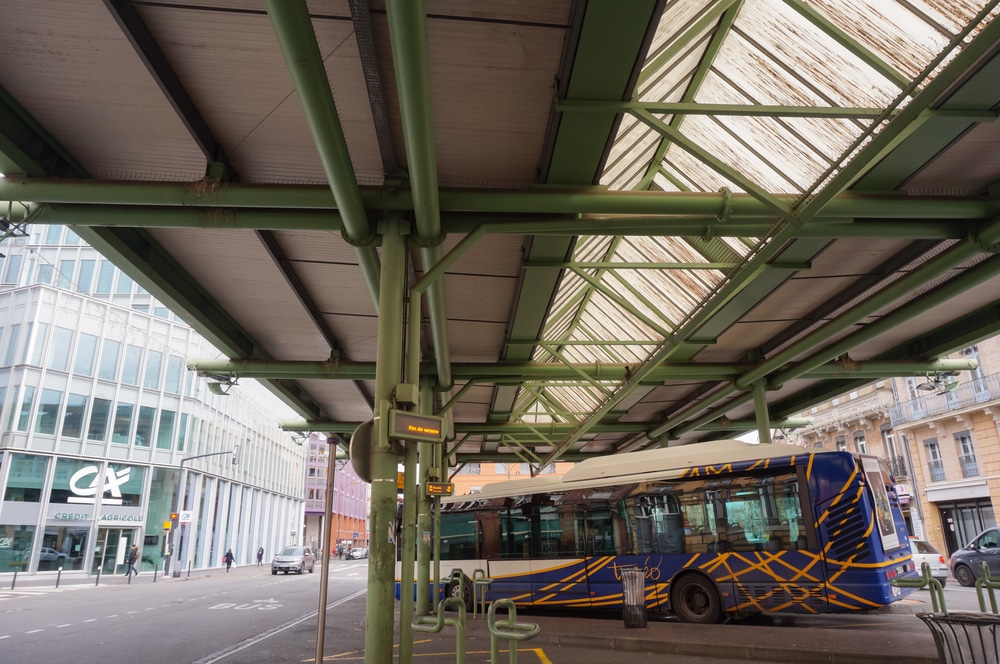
166, 447, 239, 577
316, 436, 349, 664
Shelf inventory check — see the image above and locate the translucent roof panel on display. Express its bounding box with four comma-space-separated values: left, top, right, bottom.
515, 0, 997, 433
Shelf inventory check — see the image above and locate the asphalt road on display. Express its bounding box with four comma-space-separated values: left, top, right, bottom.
0, 567, 984, 664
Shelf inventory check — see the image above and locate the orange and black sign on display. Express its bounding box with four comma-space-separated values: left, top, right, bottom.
388, 410, 446, 443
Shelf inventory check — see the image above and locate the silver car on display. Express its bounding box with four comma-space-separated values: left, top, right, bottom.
910, 539, 948, 587
271, 545, 315, 575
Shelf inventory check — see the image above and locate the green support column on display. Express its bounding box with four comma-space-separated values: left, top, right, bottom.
398, 285, 422, 662
366, 222, 407, 664
416, 379, 434, 616
753, 380, 771, 444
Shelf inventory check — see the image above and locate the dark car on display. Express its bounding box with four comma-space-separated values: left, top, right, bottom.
346, 547, 368, 560
271, 545, 316, 575
949, 527, 999, 586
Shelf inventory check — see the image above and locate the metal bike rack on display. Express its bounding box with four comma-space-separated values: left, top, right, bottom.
472, 568, 493, 620
412, 597, 467, 664
488, 599, 540, 664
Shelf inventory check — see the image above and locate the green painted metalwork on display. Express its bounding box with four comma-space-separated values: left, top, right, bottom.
366, 225, 407, 664
4, 179, 998, 219
265, 0, 380, 307
559, 99, 887, 118
753, 381, 771, 444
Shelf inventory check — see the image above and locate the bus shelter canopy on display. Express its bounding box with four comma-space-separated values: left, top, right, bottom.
2, 1, 1000, 472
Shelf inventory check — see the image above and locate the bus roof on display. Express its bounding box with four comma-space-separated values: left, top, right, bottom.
562, 439, 812, 483
447, 440, 822, 503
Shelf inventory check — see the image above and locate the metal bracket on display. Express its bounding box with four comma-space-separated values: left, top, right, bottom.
970, 226, 1000, 254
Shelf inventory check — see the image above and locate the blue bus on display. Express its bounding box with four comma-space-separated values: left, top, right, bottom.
427, 440, 917, 623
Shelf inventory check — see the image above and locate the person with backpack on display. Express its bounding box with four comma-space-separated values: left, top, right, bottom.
125, 544, 139, 578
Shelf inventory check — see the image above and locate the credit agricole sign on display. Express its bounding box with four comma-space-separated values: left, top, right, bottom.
48, 465, 144, 525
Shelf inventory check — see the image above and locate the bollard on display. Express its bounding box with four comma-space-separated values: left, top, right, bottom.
154, 563, 158, 583
128, 570, 132, 585
56, 566, 62, 588
95, 568, 102, 586
187, 561, 192, 577
11, 570, 17, 590
620, 567, 647, 628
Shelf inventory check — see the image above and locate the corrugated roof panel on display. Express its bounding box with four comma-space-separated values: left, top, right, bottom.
602, 115, 662, 190
648, 0, 727, 57
734, 0, 901, 106
806, 0, 978, 80
663, 143, 745, 192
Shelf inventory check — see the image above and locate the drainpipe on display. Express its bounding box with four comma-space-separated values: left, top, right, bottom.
265, 0, 381, 309
385, 0, 453, 391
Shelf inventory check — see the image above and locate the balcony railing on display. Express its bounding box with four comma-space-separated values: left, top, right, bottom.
959, 453, 980, 478
887, 455, 908, 479
797, 389, 896, 432
890, 373, 1000, 426
927, 459, 946, 482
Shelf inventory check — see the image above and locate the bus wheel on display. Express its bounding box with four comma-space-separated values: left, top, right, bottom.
954, 564, 976, 587
445, 575, 473, 611
671, 575, 723, 624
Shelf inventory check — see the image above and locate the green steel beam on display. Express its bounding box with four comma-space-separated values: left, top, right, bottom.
22, 204, 982, 241
4, 179, 998, 220
191, 358, 976, 382
265, 0, 381, 307
385, 0, 453, 391
559, 99, 888, 118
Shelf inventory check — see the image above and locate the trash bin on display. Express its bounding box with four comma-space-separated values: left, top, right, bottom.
918, 613, 1000, 663
621, 567, 647, 628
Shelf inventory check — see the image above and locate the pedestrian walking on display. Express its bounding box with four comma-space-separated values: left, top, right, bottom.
224, 548, 235, 572
126, 544, 140, 578
256, 547, 264, 567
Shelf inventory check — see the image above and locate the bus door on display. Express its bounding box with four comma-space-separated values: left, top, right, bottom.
527, 503, 591, 607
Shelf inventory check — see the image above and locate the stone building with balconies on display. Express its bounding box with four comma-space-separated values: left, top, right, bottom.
789, 338, 1000, 559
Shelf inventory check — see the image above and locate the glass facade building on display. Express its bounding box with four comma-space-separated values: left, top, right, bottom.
0, 225, 305, 575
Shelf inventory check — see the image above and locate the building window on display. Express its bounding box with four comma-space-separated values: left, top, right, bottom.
164, 356, 183, 393
835, 435, 847, 452
34, 388, 62, 435
88, 398, 112, 441
111, 402, 135, 445
121, 345, 142, 386
853, 431, 868, 455
143, 350, 162, 389
62, 393, 87, 438
77, 259, 95, 293
29, 322, 48, 366
58, 260, 74, 289
98, 339, 121, 381
457, 464, 481, 475
955, 430, 979, 478
924, 438, 945, 482
16, 386, 36, 432
157, 410, 176, 449
96, 261, 115, 294
74, 333, 98, 376
47, 327, 74, 372
135, 406, 155, 447
115, 272, 134, 295
2, 323, 19, 366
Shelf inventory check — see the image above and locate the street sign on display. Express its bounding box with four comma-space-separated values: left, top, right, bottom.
425, 482, 454, 498
163, 520, 172, 530
180, 510, 196, 523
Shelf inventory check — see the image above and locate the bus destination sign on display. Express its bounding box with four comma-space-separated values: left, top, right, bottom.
388, 409, 446, 443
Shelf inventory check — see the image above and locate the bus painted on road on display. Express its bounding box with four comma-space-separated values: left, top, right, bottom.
430, 440, 917, 623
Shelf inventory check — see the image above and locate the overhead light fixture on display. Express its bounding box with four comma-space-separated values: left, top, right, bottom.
915, 381, 938, 392
207, 374, 238, 395
938, 381, 960, 395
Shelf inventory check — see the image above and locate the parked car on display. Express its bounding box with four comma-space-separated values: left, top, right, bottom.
271, 545, 315, 575
909, 539, 949, 587
346, 547, 368, 560
949, 527, 1000, 587
38, 547, 68, 562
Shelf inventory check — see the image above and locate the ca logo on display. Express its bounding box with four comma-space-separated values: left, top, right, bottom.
68, 466, 131, 505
